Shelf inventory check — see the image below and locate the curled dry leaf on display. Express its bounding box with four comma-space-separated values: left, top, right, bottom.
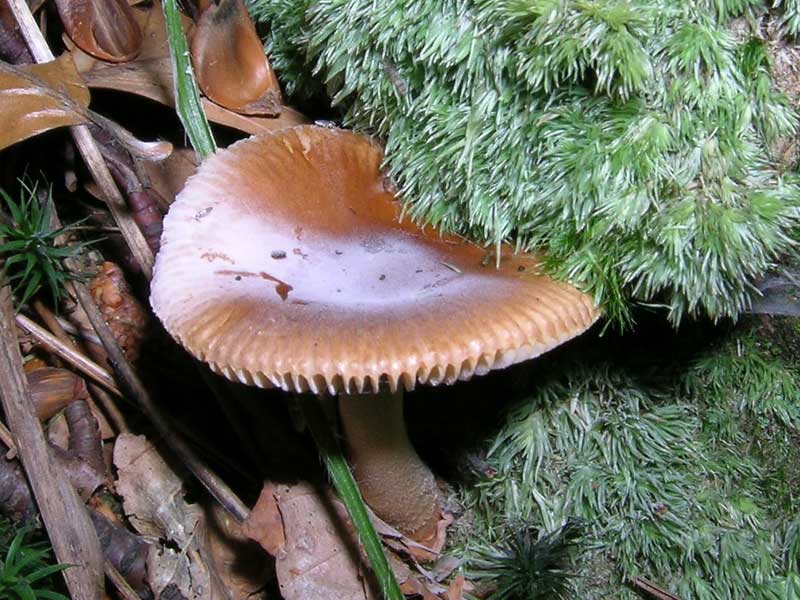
64, 399, 105, 476
89, 509, 152, 597
113, 433, 229, 599
54, 0, 142, 62
191, 0, 282, 115
243, 481, 379, 600
27, 366, 88, 420
0, 53, 90, 151
69, 3, 306, 135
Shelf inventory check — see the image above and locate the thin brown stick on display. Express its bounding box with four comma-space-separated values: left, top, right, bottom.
104, 561, 141, 600
32, 300, 130, 432
15, 314, 122, 397
89, 383, 130, 433
0, 285, 105, 599
6, 0, 154, 279
32, 299, 74, 348
628, 576, 682, 600
0, 420, 18, 456
69, 279, 250, 522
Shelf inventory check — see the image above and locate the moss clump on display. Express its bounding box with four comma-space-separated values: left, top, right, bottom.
453, 317, 800, 598
250, 0, 800, 325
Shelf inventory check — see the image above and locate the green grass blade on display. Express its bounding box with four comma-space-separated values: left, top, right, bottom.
12, 583, 37, 600
5, 527, 29, 567
161, 0, 216, 160
299, 395, 404, 600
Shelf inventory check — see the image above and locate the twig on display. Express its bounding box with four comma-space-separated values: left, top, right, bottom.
68, 279, 250, 522
15, 314, 122, 397
0, 284, 104, 599
6, 0, 155, 279
32, 300, 130, 432
628, 576, 682, 600
0, 420, 18, 456
104, 561, 141, 600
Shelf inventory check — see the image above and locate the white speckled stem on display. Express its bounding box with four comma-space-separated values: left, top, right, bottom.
338, 390, 441, 542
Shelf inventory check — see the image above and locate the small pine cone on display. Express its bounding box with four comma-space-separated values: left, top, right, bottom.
88, 262, 150, 364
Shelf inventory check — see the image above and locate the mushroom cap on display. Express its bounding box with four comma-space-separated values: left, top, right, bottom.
150, 126, 599, 395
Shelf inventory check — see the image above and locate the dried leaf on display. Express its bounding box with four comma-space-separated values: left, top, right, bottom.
191, 0, 281, 115
70, 3, 306, 135
241, 482, 285, 556
27, 366, 88, 420
446, 573, 465, 600
204, 500, 271, 599
262, 482, 378, 600
369, 508, 452, 563
114, 433, 229, 599
114, 432, 198, 540
55, 0, 142, 62
89, 509, 151, 596
0, 53, 90, 150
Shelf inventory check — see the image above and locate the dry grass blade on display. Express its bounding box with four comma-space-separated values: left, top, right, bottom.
0, 284, 104, 599
0, 54, 89, 150
6, 0, 155, 278
54, 0, 142, 62
191, 0, 282, 115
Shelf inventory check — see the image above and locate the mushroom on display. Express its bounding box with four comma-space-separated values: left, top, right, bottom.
150, 125, 599, 542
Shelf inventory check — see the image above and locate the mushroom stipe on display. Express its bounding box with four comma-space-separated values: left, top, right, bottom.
150, 125, 600, 541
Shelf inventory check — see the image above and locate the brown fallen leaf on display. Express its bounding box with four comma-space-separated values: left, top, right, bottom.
241, 482, 285, 555
204, 500, 272, 599
27, 366, 88, 420
0, 53, 90, 151
54, 0, 142, 62
113, 433, 229, 599
69, 3, 306, 135
243, 481, 379, 600
446, 573, 465, 600
191, 0, 281, 115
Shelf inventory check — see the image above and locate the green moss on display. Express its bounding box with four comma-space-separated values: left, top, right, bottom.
450, 317, 800, 598
250, 0, 800, 326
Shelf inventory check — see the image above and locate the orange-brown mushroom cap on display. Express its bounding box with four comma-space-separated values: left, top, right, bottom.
150, 126, 599, 395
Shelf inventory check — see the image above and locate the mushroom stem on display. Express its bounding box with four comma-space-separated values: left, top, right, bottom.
338, 389, 441, 542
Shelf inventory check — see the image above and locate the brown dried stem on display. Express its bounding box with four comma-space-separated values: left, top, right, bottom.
104, 561, 143, 600
15, 313, 122, 396
33, 299, 130, 432
0, 420, 17, 455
